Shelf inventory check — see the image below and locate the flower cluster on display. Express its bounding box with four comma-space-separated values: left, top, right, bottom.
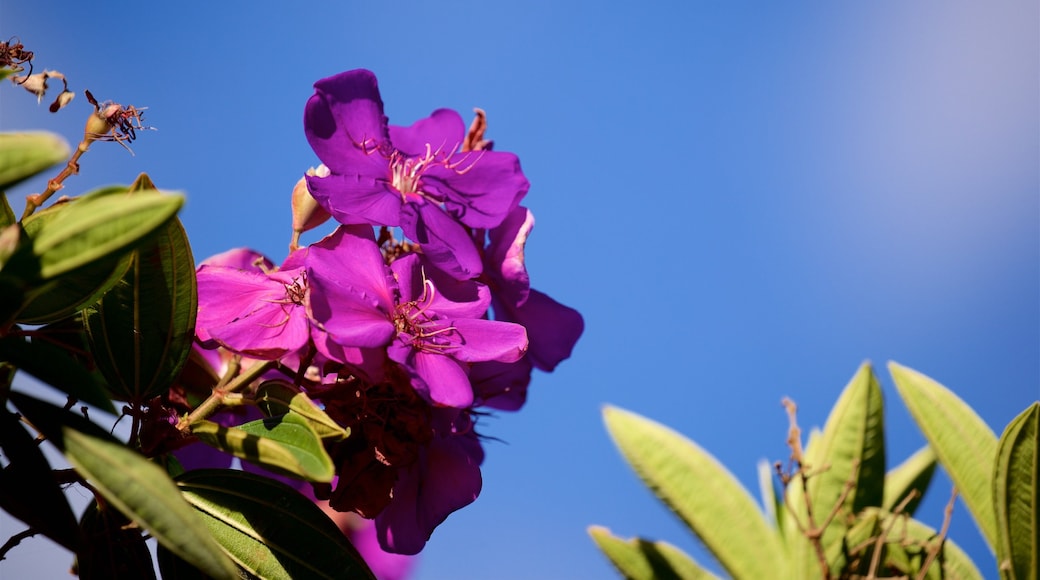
189, 70, 582, 556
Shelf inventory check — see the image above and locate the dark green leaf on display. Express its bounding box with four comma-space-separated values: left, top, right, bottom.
588, 525, 718, 580
1, 191, 15, 229
176, 469, 376, 580
190, 413, 335, 482
75, 500, 156, 580
60, 428, 239, 579
84, 214, 197, 401
0, 131, 70, 190
0, 336, 116, 413
0, 408, 81, 552
994, 402, 1039, 580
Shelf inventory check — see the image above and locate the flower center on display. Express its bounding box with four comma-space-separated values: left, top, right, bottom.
392, 277, 458, 353
283, 272, 307, 305
388, 145, 438, 197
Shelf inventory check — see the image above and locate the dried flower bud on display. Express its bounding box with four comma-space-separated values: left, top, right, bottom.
290, 165, 332, 251
12, 72, 46, 101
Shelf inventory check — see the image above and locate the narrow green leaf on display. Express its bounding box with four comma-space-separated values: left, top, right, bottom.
84, 214, 197, 401
802, 363, 886, 553
60, 428, 239, 579
588, 525, 719, 580
177, 469, 376, 580
602, 405, 785, 579
883, 446, 937, 517
781, 365, 885, 577
889, 361, 998, 549
0, 409, 81, 552
32, 191, 183, 279
994, 402, 1039, 579
0, 131, 70, 190
256, 381, 350, 442
0, 336, 116, 413
190, 413, 335, 482
1, 191, 15, 229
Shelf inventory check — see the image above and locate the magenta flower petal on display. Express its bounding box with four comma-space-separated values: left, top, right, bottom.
425, 150, 529, 229
306, 171, 403, 227
410, 349, 474, 408
500, 289, 584, 372
485, 206, 534, 306
307, 226, 398, 348
196, 266, 310, 359
200, 247, 274, 271
388, 109, 465, 157
401, 202, 482, 280
305, 70, 389, 172
449, 318, 528, 363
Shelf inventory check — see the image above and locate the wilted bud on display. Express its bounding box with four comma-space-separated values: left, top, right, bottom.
12, 72, 47, 102
290, 165, 332, 251
83, 106, 114, 143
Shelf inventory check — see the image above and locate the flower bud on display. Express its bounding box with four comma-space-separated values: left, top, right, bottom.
290, 165, 332, 250
83, 106, 115, 143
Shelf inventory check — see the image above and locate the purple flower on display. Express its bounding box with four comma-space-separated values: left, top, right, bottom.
307, 226, 528, 408
304, 69, 529, 279
195, 250, 311, 360
484, 207, 583, 371
374, 409, 483, 555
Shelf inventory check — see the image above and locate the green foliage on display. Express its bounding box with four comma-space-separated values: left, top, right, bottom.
0, 131, 69, 190
173, 470, 377, 580
994, 402, 1039, 579
589, 525, 718, 580
593, 362, 1036, 579
601, 405, 785, 579
190, 413, 336, 483
0, 110, 373, 579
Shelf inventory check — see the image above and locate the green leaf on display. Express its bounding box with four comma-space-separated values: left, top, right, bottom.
1, 191, 15, 229
0, 131, 70, 190
32, 190, 183, 279
588, 525, 718, 580
190, 412, 335, 482
0, 336, 116, 413
60, 428, 239, 579
75, 500, 156, 580
889, 361, 998, 549
994, 402, 1039, 579
882, 446, 937, 517
84, 213, 197, 401
0, 409, 81, 552
825, 507, 982, 579
256, 381, 350, 442
782, 364, 885, 577
602, 405, 785, 579
176, 469, 376, 580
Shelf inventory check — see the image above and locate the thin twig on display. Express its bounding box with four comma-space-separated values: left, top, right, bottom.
0, 528, 37, 561
867, 490, 919, 579
914, 487, 957, 580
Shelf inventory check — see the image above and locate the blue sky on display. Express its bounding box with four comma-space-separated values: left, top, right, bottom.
2, 2, 1037, 578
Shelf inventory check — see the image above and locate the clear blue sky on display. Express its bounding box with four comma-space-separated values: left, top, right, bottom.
2, 2, 1037, 578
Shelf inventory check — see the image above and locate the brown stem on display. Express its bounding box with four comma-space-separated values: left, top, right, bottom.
176, 359, 274, 432
21, 140, 91, 220
915, 487, 957, 580
866, 490, 919, 579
